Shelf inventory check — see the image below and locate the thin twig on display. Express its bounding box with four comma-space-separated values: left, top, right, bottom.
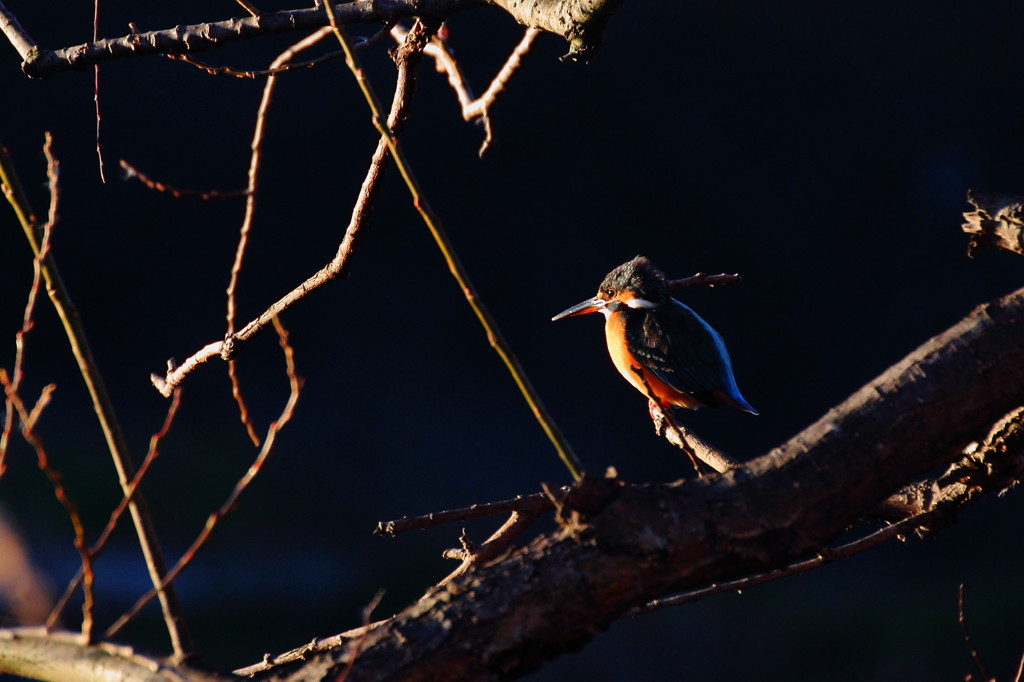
166, 23, 392, 78
152, 20, 429, 395
0, 135, 194, 659
667, 272, 743, 292
1, 371, 94, 642
958, 584, 990, 682
224, 26, 335, 447
627, 509, 946, 618
108, 317, 301, 638
47, 389, 183, 629
326, 8, 585, 481
0, 160, 54, 473
119, 160, 248, 199
375, 489, 563, 537
436, 509, 541, 588
169, 50, 344, 78
92, 0, 105, 183
399, 25, 540, 155
234, 616, 395, 677
233, 0, 260, 17
336, 590, 385, 682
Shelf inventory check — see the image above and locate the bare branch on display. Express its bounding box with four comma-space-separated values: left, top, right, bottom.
0, 152, 54, 472
667, 272, 743, 291
17, 2, 421, 78
406, 25, 541, 154
374, 490, 563, 537
119, 160, 248, 199
9, 0, 625, 78
436, 510, 542, 589
151, 20, 430, 397
627, 506, 948, 618
1, 372, 95, 643
325, 11, 584, 481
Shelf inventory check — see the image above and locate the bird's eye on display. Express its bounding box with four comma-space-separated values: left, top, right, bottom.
604, 288, 614, 297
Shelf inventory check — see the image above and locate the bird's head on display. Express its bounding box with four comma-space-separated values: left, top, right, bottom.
552, 255, 669, 321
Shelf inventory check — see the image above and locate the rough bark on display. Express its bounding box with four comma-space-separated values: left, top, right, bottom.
0, 629, 223, 682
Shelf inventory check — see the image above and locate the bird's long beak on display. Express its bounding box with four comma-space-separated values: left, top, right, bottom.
552, 296, 606, 321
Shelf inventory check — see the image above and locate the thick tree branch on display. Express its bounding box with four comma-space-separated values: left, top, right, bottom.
15, 2, 424, 78
256, 286, 1024, 682
4, 0, 626, 79
0, 628, 225, 682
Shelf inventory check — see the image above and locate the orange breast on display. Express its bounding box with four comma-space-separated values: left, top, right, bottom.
604, 311, 704, 409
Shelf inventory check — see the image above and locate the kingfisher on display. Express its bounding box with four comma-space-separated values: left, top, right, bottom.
552, 256, 757, 415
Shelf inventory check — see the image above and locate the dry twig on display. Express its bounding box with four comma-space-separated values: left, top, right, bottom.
398, 25, 541, 155
668, 272, 743, 291
47, 389, 184, 629
958, 584, 990, 682
119, 160, 248, 199
225, 26, 336, 447
151, 21, 428, 397
108, 317, 301, 638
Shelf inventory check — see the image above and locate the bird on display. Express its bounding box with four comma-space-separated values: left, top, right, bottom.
552, 255, 757, 416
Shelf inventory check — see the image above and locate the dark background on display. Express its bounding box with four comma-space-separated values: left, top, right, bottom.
1, 1, 1022, 680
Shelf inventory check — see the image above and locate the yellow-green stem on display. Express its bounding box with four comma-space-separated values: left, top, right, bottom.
323, 12, 584, 481
0, 137, 194, 659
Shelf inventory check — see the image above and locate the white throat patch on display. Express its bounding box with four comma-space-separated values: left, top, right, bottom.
624, 298, 658, 309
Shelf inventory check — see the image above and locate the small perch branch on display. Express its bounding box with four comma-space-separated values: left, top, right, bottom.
668, 272, 743, 291
650, 403, 741, 473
